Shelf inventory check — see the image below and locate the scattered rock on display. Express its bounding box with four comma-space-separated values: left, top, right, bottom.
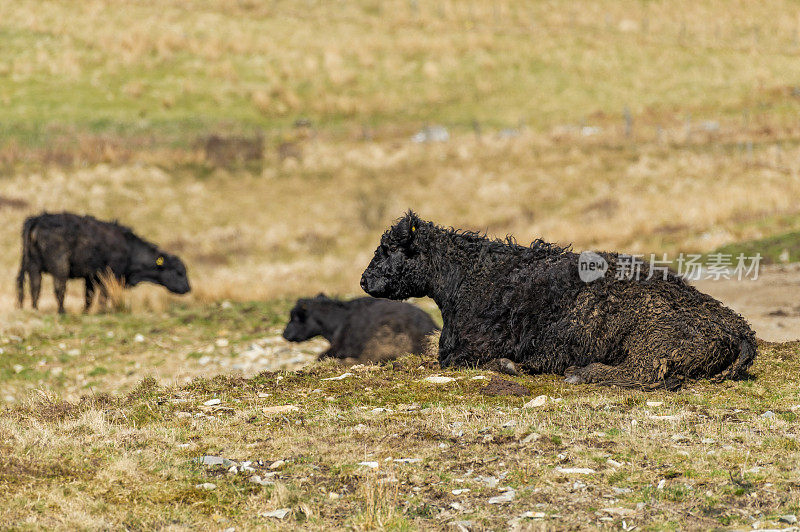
393, 458, 422, 464
488, 489, 516, 504
322, 372, 353, 381
203, 398, 222, 406
523, 395, 548, 408
601, 507, 636, 518
195, 482, 216, 490
261, 509, 291, 519
522, 432, 541, 443
411, 125, 449, 143
476, 476, 499, 488
263, 405, 299, 415
449, 520, 474, 532
134, 334, 145, 343
198, 455, 238, 468
646, 401, 664, 407
423, 375, 456, 384
555, 466, 596, 475
269, 460, 286, 470
612, 487, 632, 495
470, 375, 489, 380
606, 459, 623, 467
359, 461, 379, 469
249, 475, 274, 486
215, 338, 229, 348
761, 410, 776, 419
452, 489, 470, 495
480, 376, 531, 397
779, 514, 798, 524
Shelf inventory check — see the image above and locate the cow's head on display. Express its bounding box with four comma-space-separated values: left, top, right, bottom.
129, 251, 190, 294
361, 211, 429, 300
282, 294, 330, 342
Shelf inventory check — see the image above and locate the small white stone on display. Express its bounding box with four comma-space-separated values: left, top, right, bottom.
269, 460, 286, 469
471, 375, 489, 380
423, 375, 455, 384
555, 466, 596, 475
488, 489, 516, 504
134, 334, 145, 343
215, 338, 229, 348
523, 395, 547, 408
203, 398, 222, 406
452, 489, 470, 495
196, 482, 216, 490
646, 401, 663, 407
322, 372, 353, 381
261, 508, 291, 519
522, 433, 540, 443
607, 459, 623, 467
359, 461, 379, 469
249, 475, 274, 486
263, 405, 299, 414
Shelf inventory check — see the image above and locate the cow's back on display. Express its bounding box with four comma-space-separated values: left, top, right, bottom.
29, 213, 130, 278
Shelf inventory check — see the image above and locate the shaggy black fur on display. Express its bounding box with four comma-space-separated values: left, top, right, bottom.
282, 294, 439, 363
17, 212, 190, 313
361, 212, 757, 388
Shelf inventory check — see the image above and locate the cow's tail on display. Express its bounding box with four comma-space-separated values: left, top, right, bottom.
16, 217, 35, 308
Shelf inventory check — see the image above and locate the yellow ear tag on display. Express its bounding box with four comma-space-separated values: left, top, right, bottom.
411, 225, 416, 232
156, 256, 164, 266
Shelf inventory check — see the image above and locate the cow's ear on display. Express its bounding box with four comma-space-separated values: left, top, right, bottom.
399, 212, 419, 248
315, 292, 326, 299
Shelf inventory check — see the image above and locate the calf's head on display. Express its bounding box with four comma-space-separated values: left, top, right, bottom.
282, 294, 331, 342
129, 251, 190, 294
361, 211, 429, 300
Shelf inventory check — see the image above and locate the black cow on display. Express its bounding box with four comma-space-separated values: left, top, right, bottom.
282, 294, 439, 363
361, 211, 756, 389
16, 212, 190, 313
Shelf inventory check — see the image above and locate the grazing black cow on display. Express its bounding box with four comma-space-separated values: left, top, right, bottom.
360, 211, 757, 389
17, 212, 190, 313
282, 294, 439, 363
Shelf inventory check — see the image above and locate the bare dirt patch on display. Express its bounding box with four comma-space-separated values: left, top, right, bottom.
480, 376, 531, 397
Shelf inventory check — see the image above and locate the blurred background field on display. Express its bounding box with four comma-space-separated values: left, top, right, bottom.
3, 0, 800, 310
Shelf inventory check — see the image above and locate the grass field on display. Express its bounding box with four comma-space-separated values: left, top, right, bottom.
4, 0, 800, 529
2, 302, 800, 530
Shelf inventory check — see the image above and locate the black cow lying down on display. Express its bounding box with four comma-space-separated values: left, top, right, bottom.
282, 294, 439, 364
361, 211, 757, 389
17, 212, 190, 313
